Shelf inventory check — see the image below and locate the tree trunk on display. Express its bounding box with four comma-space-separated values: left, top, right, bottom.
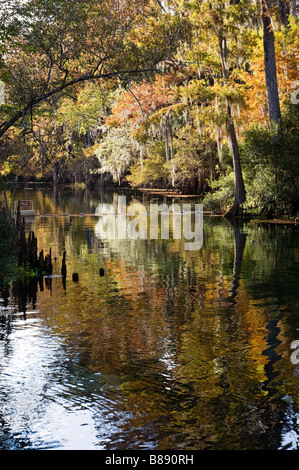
140, 144, 144, 180
228, 218, 247, 300
278, 0, 290, 25
261, 0, 281, 128
224, 105, 246, 218
164, 109, 175, 187
219, 36, 246, 218
290, 0, 297, 17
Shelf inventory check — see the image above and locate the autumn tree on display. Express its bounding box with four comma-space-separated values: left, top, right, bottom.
0, 0, 182, 140
173, 0, 258, 216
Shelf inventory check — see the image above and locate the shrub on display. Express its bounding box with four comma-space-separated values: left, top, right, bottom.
203, 171, 235, 211
203, 101, 299, 217
0, 210, 18, 276
240, 103, 299, 216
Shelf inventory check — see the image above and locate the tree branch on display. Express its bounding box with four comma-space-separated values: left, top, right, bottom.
0, 66, 157, 139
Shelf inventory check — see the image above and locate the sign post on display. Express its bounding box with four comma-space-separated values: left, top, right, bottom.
14, 200, 35, 217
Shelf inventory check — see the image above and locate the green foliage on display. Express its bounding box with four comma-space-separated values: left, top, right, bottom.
9, 264, 41, 282
0, 210, 18, 276
0, 203, 46, 287
58, 85, 116, 135
244, 164, 297, 216
203, 171, 235, 211
203, 101, 299, 216
241, 103, 299, 216
171, 128, 218, 192
127, 141, 169, 187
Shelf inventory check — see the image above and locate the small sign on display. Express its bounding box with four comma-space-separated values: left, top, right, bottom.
14, 200, 34, 211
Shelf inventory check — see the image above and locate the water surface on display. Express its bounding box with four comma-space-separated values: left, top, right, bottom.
1, 187, 299, 450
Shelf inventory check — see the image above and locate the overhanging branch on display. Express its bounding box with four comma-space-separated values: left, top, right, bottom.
0, 66, 157, 139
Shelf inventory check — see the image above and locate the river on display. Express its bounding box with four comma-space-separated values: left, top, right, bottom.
0, 186, 299, 450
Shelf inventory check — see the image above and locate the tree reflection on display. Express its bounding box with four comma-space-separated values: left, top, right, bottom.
1, 188, 299, 449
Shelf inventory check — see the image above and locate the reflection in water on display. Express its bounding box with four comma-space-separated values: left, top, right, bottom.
0, 187, 299, 450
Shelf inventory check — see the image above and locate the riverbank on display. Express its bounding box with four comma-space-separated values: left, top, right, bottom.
121, 187, 299, 223
136, 187, 201, 198
3, 181, 298, 224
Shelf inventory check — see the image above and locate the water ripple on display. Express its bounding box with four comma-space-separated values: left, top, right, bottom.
0, 317, 128, 449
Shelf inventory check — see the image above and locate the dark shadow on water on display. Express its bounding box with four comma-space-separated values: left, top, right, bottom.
10, 276, 53, 316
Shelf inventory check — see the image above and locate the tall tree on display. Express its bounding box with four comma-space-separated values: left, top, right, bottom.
261, 0, 281, 128
218, 33, 246, 218
177, 0, 250, 216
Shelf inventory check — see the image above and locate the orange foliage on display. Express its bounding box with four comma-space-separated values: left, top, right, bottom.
242, 26, 299, 127
105, 70, 187, 127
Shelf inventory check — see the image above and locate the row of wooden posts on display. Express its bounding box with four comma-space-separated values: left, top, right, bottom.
17, 222, 66, 278
16, 200, 57, 277
15, 201, 104, 281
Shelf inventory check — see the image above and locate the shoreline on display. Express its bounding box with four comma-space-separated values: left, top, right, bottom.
3, 182, 298, 224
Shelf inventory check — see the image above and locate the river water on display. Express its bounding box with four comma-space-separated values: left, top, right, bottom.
0, 186, 299, 450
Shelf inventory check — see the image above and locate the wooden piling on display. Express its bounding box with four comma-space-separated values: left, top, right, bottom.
99, 268, 105, 277
61, 251, 67, 277
18, 218, 26, 266
16, 201, 22, 231
44, 248, 53, 275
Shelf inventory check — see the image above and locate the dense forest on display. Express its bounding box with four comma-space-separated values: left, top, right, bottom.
0, 0, 298, 217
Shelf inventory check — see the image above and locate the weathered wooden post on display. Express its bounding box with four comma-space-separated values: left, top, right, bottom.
99, 268, 105, 276
61, 251, 67, 277
18, 218, 26, 266
44, 248, 53, 275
